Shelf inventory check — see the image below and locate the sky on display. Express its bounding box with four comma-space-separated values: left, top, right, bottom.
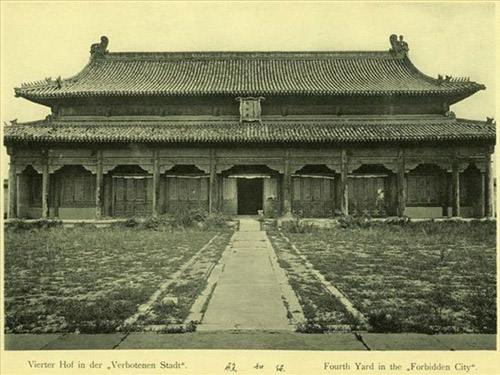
0, 1, 496, 181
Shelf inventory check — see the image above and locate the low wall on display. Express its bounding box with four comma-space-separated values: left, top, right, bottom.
405, 207, 444, 219
57, 207, 96, 220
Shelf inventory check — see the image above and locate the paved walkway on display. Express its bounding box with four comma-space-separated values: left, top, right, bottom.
4, 333, 496, 350
198, 218, 293, 331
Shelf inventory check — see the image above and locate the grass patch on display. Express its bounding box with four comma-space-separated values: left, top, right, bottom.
268, 232, 358, 332
282, 221, 496, 333
4, 226, 231, 333
133, 232, 231, 328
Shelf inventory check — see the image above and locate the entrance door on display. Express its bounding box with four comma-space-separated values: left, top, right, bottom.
237, 178, 263, 215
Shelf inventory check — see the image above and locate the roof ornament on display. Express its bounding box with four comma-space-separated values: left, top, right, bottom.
389, 34, 409, 57
438, 75, 470, 84
486, 117, 495, 125
437, 74, 452, 84
444, 110, 456, 119
10, 119, 18, 126
450, 77, 470, 82
90, 36, 109, 59
236, 97, 265, 123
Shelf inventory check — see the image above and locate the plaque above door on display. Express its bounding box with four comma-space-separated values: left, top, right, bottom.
236, 96, 265, 123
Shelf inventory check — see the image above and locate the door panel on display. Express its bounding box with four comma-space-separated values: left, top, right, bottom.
291, 176, 335, 217
113, 177, 152, 217
222, 177, 238, 215
348, 176, 387, 216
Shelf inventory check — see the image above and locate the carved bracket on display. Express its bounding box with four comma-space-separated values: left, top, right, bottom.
48, 164, 97, 174
15, 164, 43, 175
325, 164, 340, 172
194, 164, 210, 174
216, 163, 284, 174
458, 161, 487, 173
290, 163, 340, 174
216, 164, 233, 174
347, 161, 398, 174
290, 164, 307, 174
347, 162, 364, 174
102, 164, 155, 174
159, 164, 176, 174
404, 161, 452, 173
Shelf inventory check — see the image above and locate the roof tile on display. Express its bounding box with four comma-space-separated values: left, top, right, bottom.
3, 117, 495, 144
15, 51, 484, 100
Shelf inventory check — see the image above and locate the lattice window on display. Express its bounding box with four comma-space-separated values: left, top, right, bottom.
406, 174, 444, 206
60, 174, 95, 207
29, 174, 43, 206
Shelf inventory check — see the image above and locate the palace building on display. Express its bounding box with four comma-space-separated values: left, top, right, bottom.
4, 35, 495, 219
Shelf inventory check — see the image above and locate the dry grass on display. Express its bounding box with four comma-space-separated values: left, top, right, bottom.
282, 221, 496, 333
4, 226, 228, 333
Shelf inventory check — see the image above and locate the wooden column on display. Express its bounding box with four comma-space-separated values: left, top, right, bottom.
480, 171, 485, 218
451, 162, 460, 217
95, 150, 103, 219
485, 154, 493, 217
8, 157, 17, 219
41, 152, 50, 218
152, 149, 160, 216
53, 176, 60, 218
340, 149, 349, 215
209, 149, 218, 213
444, 171, 451, 217
282, 150, 292, 217
397, 148, 406, 217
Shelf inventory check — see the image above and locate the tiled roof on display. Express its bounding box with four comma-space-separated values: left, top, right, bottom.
15, 50, 484, 101
4, 116, 495, 144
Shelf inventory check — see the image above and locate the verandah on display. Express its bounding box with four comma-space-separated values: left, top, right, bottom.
7, 146, 494, 219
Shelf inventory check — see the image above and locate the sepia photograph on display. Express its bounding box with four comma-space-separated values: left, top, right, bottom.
0, 1, 497, 373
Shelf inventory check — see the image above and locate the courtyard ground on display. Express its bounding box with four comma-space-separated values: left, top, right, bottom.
3, 218, 497, 350
270, 220, 496, 334
4, 224, 232, 334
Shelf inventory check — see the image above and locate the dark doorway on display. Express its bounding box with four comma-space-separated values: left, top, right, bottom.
237, 178, 263, 215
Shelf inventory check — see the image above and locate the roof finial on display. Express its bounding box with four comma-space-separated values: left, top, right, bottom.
90, 36, 109, 59
389, 34, 409, 57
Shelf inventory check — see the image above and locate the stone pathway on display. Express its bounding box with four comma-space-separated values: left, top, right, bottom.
197, 218, 297, 331
5, 332, 496, 350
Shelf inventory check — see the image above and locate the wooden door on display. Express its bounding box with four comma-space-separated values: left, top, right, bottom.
165, 176, 209, 213
112, 176, 152, 217
291, 176, 335, 217
348, 176, 387, 216
222, 177, 237, 215
263, 177, 280, 217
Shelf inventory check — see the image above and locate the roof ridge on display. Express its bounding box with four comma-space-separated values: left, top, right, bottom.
11, 114, 487, 128
103, 50, 398, 61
